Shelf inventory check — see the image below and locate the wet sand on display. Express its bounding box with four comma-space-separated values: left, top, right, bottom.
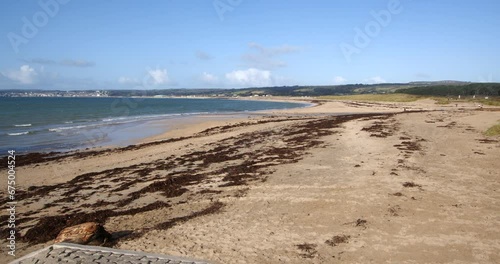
1, 99, 499, 263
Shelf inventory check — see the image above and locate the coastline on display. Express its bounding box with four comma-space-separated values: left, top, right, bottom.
3, 98, 499, 263
0, 97, 310, 156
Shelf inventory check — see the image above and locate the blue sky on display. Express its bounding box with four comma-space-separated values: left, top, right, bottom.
0, 0, 499, 90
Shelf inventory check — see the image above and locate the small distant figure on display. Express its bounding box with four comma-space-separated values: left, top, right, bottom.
455, 104, 458, 107
403, 107, 406, 112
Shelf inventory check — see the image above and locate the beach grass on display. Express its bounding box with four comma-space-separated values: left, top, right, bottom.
433, 97, 500, 106
320, 94, 500, 106
475, 98, 500, 106
320, 93, 424, 102
432, 97, 450, 104
484, 123, 500, 136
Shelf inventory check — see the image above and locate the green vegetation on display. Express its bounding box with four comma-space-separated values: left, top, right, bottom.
432, 97, 450, 104
393, 83, 500, 106
473, 98, 500, 106
105, 82, 497, 99
484, 123, 500, 136
104, 82, 449, 97
3, 82, 500, 101
428, 96, 500, 106
395, 83, 500, 97
321, 93, 500, 106
320, 93, 424, 102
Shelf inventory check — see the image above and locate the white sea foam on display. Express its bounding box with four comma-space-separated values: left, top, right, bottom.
8, 131, 29, 136
102, 113, 186, 123
14, 124, 31, 127
103, 117, 122, 122
49, 125, 88, 132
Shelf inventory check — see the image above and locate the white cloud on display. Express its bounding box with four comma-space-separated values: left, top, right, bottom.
196, 51, 213, 61
23, 58, 56, 65
148, 68, 169, 85
22, 58, 95, 67
225, 68, 273, 87
201, 72, 218, 84
0, 66, 112, 90
248, 42, 300, 56
242, 54, 287, 69
243, 42, 301, 70
60, 59, 95, 67
118, 76, 140, 85
365, 76, 386, 84
333, 76, 347, 85
2, 65, 38, 84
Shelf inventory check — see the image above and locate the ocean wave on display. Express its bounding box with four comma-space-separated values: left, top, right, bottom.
102, 117, 128, 122
49, 112, 216, 133
49, 125, 89, 132
14, 124, 32, 127
101, 113, 186, 123
8, 131, 29, 136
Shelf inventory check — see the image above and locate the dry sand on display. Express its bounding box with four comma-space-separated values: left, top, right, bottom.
1, 98, 499, 263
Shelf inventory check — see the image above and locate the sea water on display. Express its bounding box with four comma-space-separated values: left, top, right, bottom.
0, 97, 305, 154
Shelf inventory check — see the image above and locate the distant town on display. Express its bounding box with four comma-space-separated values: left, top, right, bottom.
0, 90, 109, 97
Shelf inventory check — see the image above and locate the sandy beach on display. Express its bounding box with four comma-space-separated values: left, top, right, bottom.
2, 98, 499, 263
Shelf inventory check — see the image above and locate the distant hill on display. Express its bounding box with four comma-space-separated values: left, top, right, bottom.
106, 83, 435, 97
106, 82, 497, 97
408, 80, 470, 85
2, 82, 499, 97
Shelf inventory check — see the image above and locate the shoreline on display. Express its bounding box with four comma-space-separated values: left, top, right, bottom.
0, 97, 391, 162
3, 99, 499, 263
0, 97, 312, 157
